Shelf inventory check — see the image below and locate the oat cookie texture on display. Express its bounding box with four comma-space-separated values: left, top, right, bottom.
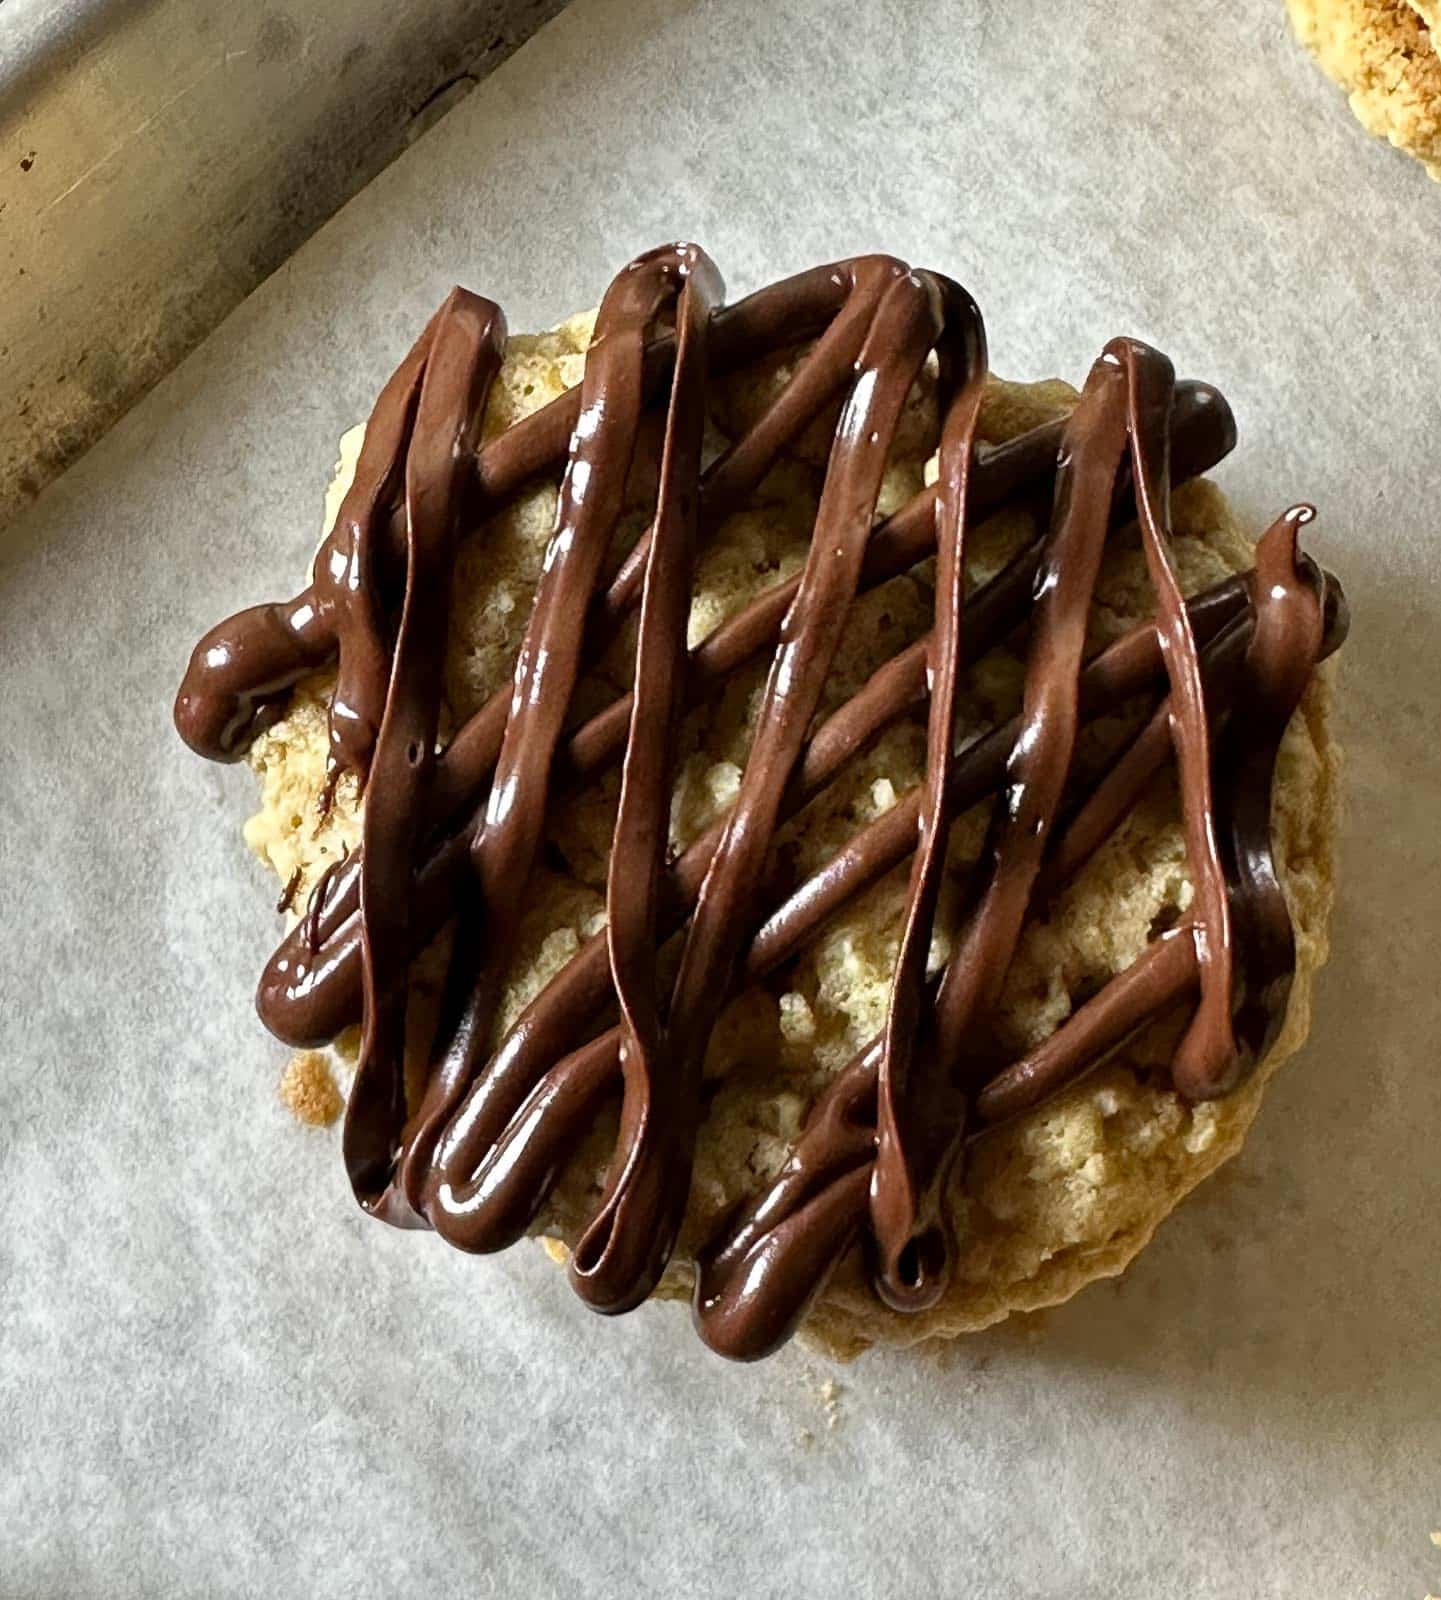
240, 311, 1340, 1360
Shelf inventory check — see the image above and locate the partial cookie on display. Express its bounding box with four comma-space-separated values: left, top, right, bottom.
1288, 0, 1441, 178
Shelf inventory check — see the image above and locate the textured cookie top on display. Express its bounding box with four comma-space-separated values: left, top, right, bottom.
176, 248, 1345, 1360
1289, 0, 1441, 178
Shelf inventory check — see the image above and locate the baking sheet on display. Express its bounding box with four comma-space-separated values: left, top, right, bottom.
3, 0, 1438, 1594
0, 0, 570, 532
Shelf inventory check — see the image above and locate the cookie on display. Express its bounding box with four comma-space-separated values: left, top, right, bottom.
176, 248, 1346, 1361
1288, 0, 1441, 178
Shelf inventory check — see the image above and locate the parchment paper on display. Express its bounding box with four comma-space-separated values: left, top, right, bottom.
3, 2, 1438, 1594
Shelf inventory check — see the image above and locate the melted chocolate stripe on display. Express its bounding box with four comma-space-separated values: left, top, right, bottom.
345, 291, 507, 1206
1194, 505, 1327, 1088
173, 310, 438, 766
870, 286, 987, 1313
572, 247, 723, 1310
1118, 340, 1238, 1103
974, 926, 1202, 1129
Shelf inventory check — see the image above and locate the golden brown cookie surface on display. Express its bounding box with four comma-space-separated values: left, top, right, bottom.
1288, 0, 1441, 178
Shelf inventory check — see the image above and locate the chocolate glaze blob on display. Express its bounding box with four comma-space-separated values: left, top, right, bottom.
176, 245, 1347, 1361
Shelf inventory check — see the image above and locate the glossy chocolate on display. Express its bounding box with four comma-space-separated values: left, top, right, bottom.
176, 246, 1347, 1360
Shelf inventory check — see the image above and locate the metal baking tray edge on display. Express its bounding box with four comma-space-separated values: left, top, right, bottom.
0, 0, 570, 534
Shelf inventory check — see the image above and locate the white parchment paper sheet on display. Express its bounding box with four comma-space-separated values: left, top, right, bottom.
3, 2, 1438, 1594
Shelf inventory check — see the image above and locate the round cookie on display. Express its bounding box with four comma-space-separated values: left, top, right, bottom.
1288, 0, 1441, 178
241, 313, 1340, 1361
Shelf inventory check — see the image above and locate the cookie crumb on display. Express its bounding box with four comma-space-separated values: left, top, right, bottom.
796, 1365, 846, 1429
819, 1378, 844, 1429
1430, 1530, 1441, 1547
280, 1051, 342, 1126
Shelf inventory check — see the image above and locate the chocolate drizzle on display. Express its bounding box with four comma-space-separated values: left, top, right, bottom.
175, 246, 1347, 1361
